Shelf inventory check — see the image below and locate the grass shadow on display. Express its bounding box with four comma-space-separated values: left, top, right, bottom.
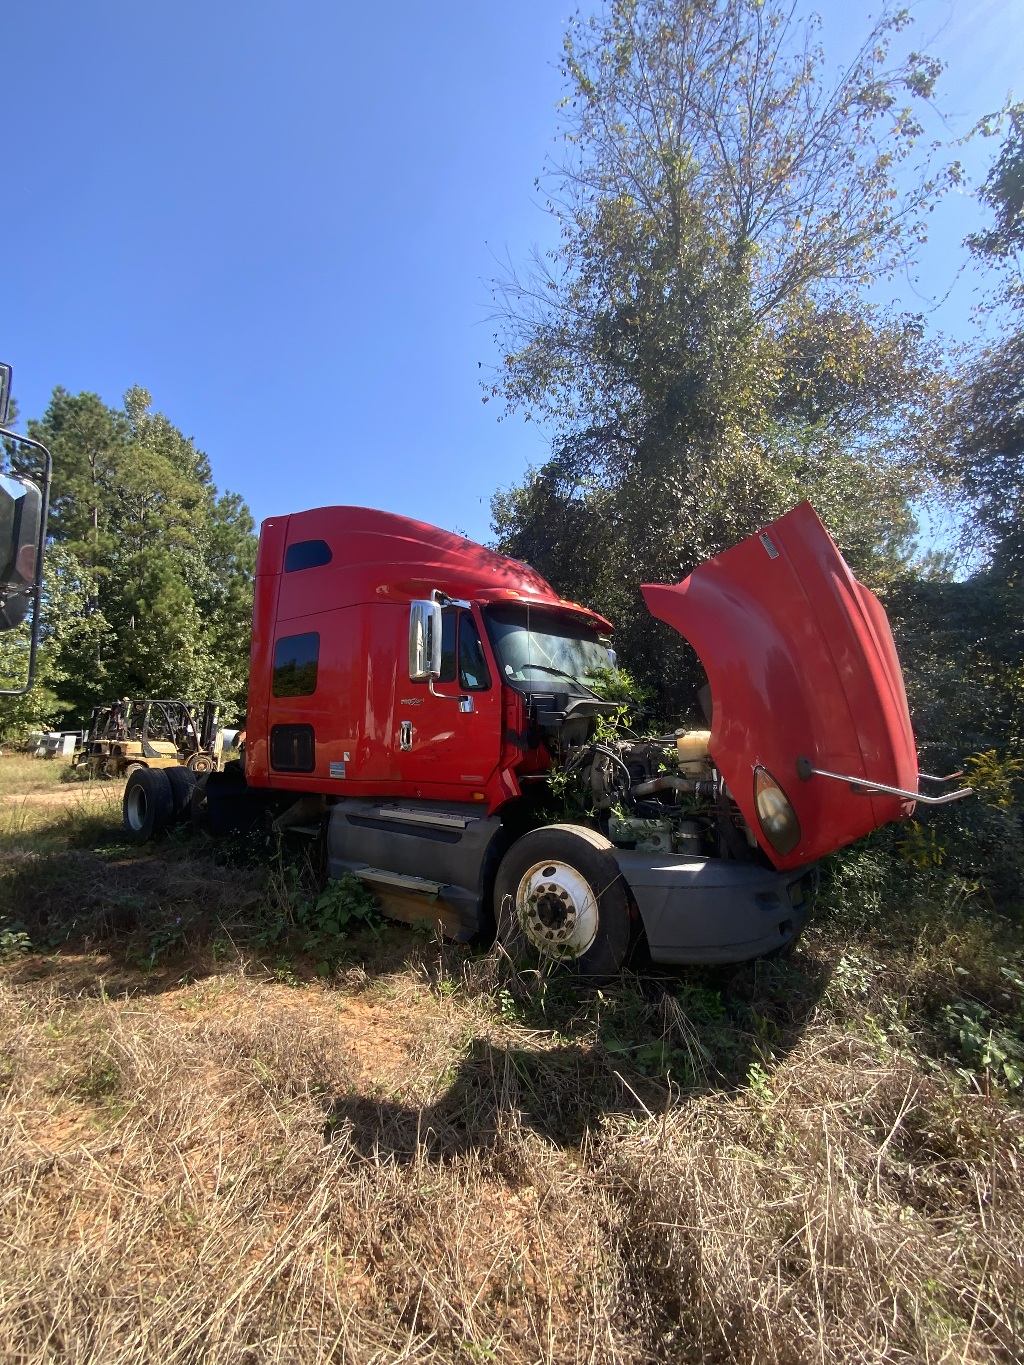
324, 945, 834, 1163
324, 1038, 648, 1158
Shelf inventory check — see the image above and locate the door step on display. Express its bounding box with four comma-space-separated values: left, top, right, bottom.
351, 865, 444, 898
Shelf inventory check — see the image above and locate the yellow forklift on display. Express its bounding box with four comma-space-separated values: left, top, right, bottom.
74, 699, 226, 779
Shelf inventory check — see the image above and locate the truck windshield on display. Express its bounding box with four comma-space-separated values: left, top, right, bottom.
485, 605, 614, 689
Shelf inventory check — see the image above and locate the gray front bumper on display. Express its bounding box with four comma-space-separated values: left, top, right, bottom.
613, 850, 814, 964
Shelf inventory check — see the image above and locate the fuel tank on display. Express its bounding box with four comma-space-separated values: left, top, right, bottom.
642, 502, 918, 870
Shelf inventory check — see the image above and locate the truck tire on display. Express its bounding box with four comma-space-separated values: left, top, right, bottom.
123, 768, 174, 844
190, 775, 211, 833
165, 766, 198, 824
494, 824, 632, 976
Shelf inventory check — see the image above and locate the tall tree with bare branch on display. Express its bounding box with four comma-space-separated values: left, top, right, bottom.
490, 0, 957, 709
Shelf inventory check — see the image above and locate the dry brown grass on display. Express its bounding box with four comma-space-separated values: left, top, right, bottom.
1, 770, 1023, 1362
1, 962, 1021, 1363
0, 754, 77, 797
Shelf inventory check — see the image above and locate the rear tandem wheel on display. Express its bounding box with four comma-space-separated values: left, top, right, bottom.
165, 766, 198, 824
122, 768, 174, 844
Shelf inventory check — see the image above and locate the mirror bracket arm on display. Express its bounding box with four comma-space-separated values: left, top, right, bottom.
428, 677, 474, 712
0, 427, 52, 697
431, 590, 472, 610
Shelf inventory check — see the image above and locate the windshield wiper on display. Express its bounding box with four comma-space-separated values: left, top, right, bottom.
520, 663, 602, 697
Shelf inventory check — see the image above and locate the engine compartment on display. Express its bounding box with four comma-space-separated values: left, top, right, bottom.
550, 725, 764, 864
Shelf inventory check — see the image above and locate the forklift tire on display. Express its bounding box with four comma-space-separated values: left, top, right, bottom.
122, 763, 144, 780
165, 766, 198, 825
123, 768, 174, 844
494, 824, 632, 977
187, 753, 215, 775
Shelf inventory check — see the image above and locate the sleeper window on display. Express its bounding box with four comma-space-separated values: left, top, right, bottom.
285, 540, 332, 572
272, 632, 319, 697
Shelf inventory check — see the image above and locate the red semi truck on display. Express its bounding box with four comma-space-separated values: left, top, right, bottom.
121, 500, 970, 972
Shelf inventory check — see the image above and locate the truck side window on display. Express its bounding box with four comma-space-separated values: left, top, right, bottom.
458, 613, 491, 691
270, 724, 315, 772
436, 609, 489, 689
273, 632, 319, 697
284, 539, 332, 572
438, 608, 457, 683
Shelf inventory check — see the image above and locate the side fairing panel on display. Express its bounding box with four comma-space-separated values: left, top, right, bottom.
642, 502, 917, 870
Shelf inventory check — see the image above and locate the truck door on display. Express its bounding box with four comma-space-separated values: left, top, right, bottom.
396, 606, 501, 795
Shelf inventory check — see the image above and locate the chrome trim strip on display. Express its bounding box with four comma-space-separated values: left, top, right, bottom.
373, 806, 476, 830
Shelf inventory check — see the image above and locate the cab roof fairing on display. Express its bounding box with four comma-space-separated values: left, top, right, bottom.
641, 501, 919, 871
258, 505, 613, 631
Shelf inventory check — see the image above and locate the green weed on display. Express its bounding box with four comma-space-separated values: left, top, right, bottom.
942, 999, 1024, 1091
296, 873, 381, 972
0, 922, 31, 959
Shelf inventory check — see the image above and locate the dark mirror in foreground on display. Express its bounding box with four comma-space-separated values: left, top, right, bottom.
0, 362, 52, 694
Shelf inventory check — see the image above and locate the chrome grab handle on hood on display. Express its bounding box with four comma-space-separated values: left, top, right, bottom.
796, 758, 972, 806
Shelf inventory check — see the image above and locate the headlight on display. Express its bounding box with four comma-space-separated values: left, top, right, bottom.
753, 767, 801, 856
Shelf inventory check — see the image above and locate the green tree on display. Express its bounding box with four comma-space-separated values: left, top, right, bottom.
0, 544, 107, 741
887, 105, 1024, 844
2, 385, 256, 732
967, 103, 1024, 304
490, 0, 957, 711
951, 105, 1024, 578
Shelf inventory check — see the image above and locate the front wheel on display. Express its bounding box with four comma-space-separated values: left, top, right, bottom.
494, 824, 632, 976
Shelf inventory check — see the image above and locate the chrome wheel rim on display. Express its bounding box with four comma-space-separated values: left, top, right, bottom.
515, 859, 599, 960
126, 785, 147, 832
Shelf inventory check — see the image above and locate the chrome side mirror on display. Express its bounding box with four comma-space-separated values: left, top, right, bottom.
409, 599, 442, 680
409, 594, 477, 710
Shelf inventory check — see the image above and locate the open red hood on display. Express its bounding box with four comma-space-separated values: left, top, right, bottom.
642, 502, 918, 870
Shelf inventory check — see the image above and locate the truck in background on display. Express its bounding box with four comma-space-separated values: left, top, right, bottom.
121, 502, 971, 973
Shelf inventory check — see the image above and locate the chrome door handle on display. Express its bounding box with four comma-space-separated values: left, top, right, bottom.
400, 721, 413, 751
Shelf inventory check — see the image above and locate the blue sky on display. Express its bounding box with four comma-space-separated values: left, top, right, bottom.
2, 1, 1021, 545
